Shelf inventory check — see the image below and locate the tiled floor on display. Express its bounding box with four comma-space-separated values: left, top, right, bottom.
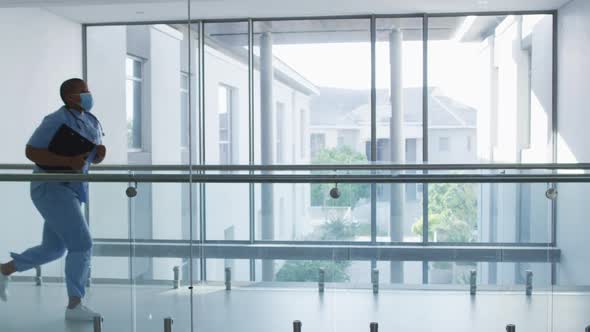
0, 282, 588, 332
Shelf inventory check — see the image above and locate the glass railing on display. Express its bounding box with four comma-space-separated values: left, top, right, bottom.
0, 164, 588, 332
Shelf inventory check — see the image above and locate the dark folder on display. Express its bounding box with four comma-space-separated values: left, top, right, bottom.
36, 124, 96, 172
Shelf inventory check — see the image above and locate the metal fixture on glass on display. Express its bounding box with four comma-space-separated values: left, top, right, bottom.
93, 316, 103, 332
225, 267, 232, 291
545, 187, 558, 200
526, 270, 533, 296
329, 183, 340, 199
173, 266, 180, 289
370, 322, 378, 332
470, 269, 477, 295
164, 317, 173, 332
318, 268, 325, 293
34, 266, 42, 286
126, 181, 138, 198
293, 320, 302, 332
372, 269, 379, 294
506, 324, 516, 332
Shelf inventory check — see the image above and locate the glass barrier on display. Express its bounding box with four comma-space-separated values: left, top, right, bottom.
1, 168, 581, 332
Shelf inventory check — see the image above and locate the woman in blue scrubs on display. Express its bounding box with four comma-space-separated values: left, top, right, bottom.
0, 78, 107, 321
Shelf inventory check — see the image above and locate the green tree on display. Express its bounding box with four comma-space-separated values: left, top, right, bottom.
412, 183, 477, 242
276, 146, 370, 283
276, 217, 357, 282
310, 146, 370, 208
306, 216, 361, 241
276, 261, 351, 282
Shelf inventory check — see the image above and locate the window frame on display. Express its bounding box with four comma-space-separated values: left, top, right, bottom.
126, 54, 145, 152
218, 83, 234, 165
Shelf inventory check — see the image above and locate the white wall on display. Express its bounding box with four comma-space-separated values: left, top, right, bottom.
557, 0, 590, 286
0, 8, 82, 278
203, 45, 251, 252
428, 128, 477, 163
462, 15, 556, 285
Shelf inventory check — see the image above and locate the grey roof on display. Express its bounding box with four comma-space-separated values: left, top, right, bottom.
310, 87, 476, 128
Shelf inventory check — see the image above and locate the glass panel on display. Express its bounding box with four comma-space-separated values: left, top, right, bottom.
181, 73, 189, 148
252, 19, 373, 247
206, 259, 250, 282
426, 261, 553, 287
204, 22, 249, 164
254, 182, 371, 242
376, 261, 423, 285
253, 18, 371, 165
205, 183, 249, 241
375, 17, 424, 243
86, 18, 196, 332
424, 180, 551, 244
203, 22, 249, 242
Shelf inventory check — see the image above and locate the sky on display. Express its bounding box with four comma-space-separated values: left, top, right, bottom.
272, 40, 484, 108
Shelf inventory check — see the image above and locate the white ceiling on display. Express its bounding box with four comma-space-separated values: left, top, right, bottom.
0, 0, 573, 23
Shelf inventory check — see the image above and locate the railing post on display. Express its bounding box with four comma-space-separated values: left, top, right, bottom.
585, 325, 590, 332
293, 320, 302, 332
371, 269, 379, 294
34, 266, 42, 286
164, 317, 173, 332
506, 324, 516, 332
225, 267, 232, 291
318, 268, 325, 293
470, 269, 476, 295
525, 270, 533, 296
93, 316, 103, 332
370, 322, 378, 332
173, 266, 180, 289
87, 266, 92, 288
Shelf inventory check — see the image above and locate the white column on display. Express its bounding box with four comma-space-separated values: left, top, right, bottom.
389, 28, 405, 283
260, 32, 275, 281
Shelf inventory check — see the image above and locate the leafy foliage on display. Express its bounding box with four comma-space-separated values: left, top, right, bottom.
412, 183, 477, 242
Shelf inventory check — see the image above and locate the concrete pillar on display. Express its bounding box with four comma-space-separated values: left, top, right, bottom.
260, 32, 275, 281
389, 28, 405, 283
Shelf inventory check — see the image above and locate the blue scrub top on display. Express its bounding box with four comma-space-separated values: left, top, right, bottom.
28, 106, 103, 203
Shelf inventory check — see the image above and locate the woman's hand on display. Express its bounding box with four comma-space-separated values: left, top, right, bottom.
93, 145, 106, 164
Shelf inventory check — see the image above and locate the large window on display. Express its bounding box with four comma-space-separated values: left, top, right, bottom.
204, 21, 250, 242
180, 72, 189, 148
275, 102, 285, 164
83, 13, 557, 288
126, 55, 143, 150
300, 109, 306, 159
439, 137, 450, 152
310, 133, 325, 159
218, 84, 233, 164
253, 18, 372, 246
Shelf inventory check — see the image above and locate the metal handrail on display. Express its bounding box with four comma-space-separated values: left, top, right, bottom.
0, 163, 589, 172
0, 172, 589, 183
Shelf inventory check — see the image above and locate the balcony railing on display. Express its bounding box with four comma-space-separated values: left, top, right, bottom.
0, 163, 578, 286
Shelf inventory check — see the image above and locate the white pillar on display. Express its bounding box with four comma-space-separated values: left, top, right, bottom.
260, 32, 275, 281
389, 28, 405, 283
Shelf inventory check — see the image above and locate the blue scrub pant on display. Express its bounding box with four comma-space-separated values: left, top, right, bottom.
11, 183, 92, 298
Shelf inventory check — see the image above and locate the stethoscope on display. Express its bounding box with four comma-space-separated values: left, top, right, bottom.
65, 107, 105, 140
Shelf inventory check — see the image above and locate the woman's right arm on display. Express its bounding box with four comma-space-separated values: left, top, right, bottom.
25, 145, 87, 170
